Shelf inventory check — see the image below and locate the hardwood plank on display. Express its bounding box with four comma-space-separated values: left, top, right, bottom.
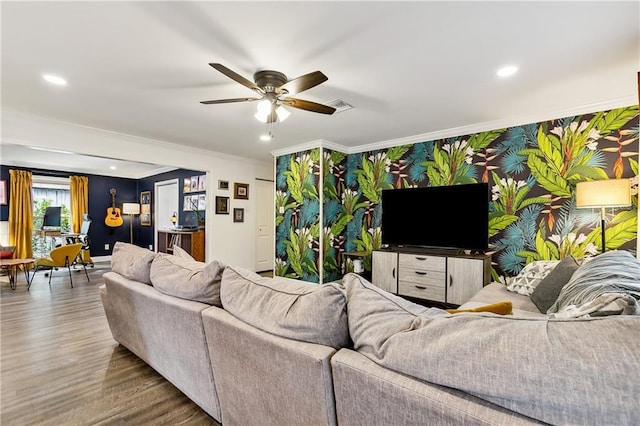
1, 262, 219, 425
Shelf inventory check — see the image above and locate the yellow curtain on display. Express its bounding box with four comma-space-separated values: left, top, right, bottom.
70, 176, 89, 234
8, 170, 33, 259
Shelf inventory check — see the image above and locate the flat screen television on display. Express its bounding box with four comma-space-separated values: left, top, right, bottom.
381, 183, 489, 252
42, 206, 62, 228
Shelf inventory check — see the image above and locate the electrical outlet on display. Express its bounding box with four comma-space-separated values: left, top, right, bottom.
104, 243, 109, 250
148, 245, 153, 250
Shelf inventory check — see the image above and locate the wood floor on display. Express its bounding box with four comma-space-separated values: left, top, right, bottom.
1, 262, 220, 425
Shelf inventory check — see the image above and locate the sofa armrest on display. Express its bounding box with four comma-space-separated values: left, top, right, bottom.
101, 271, 221, 421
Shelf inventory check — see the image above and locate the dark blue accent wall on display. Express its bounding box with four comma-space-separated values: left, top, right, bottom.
0, 166, 9, 222
1, 164, 202, 257
138, 168, 204, 250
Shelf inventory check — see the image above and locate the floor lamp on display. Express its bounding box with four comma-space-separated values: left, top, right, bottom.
575, 179, 631, 253
122, 203, 140, 244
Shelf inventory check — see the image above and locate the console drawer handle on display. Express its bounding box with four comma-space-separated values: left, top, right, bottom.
415, 285, 426, 290
415, 271, 426, 275
415, 257, 427, 260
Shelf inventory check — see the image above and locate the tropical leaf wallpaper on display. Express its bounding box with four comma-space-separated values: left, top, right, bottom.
275, 148, 321, 282
276, 106, 639, 283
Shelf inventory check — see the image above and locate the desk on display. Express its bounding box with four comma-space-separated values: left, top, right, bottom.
1, 258, 34, 290
35, 229, 62, 237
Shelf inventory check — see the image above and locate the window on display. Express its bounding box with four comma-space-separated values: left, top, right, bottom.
32, 176, 71, 256
32, 176, 71, 231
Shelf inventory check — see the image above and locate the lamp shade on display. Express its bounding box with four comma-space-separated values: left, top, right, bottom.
122, 203, 140, 215
575, 179, 631, 208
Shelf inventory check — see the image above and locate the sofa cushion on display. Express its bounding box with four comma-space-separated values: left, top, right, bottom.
172, 244, 194, 260
220, 266, 349, 349
150, 253, 225, 306
506, 260, 559, 295
548, 250, 640, 314
110, 241, 156, 284
342, 272, 640, 425
530, 256, 579, 313
459, 282, 543, 317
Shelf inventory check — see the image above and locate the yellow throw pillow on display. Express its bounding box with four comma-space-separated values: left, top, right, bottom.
447, 301, 513, 315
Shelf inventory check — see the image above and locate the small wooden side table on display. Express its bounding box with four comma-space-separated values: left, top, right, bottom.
0, 258, 35, 290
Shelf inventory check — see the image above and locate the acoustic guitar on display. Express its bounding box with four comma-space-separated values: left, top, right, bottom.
105, 188, 123, 227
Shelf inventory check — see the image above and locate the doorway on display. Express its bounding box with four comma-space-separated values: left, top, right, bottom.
154, 178, 179, 251
255, 178, 274, 272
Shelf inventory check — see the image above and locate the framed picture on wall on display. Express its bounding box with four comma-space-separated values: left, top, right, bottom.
233, 208, 244, 223
215, 196, 229, 214
190, 176, 199, 192
218, 180, 229, 190
0, 180, 6, 205
234, 182, 249, 200
140, 191, 151, 226
198, 193, 206, 211
198, 175, 206, 192
183, 177, 191, 193
183, 195, 193, 211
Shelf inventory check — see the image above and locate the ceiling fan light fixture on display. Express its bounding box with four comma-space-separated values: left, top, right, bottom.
254, 111, 269, 123
256, 99, 272, 114
276, 106, 290, 122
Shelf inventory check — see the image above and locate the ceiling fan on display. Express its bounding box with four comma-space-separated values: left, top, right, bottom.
200, 63, 336, 123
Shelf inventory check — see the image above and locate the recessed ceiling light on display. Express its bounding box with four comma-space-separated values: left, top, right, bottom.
110, 166, 117, 170
42, 74, 68, 86
496, 65, 518, 78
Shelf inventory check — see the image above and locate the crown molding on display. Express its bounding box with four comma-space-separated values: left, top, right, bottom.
351, 96, 638, 154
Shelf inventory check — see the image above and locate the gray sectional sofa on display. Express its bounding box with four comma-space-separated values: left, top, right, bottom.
100, 242, 640, 425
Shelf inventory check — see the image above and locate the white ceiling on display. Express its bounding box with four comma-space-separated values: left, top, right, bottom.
2, 1, 639, 176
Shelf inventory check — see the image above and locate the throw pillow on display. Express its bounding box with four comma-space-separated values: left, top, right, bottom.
150, 253, 225, 306
110, 242, 156, 284
220, 266, 349, 349
548, 250, 640, 314
530, 256, 579, 314
446, 301, 513, 315
506, 260, 559, 295
172, 245, 194, 260
342, 273, 437, 356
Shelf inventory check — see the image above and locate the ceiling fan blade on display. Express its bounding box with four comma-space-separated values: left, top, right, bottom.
209, 63, 262, 93
279, 71, 328, 96
200, 97, 261, 105
282, 98, 336, 115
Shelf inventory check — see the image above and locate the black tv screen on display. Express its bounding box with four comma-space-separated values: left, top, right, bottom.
381, 183, 489, 251
43, 206, 62, 228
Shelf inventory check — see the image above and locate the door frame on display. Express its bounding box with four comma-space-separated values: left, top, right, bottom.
153, 178, 179, 252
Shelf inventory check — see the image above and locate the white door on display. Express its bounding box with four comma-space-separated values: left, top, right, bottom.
255, 179, 275, 272
154, 179, 179, 251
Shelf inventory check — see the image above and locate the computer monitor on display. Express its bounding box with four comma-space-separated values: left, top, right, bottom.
42, 206, 62, 229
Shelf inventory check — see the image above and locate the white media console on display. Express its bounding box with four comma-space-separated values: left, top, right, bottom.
372, 248, 491, 306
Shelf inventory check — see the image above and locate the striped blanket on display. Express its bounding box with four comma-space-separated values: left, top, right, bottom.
548, 250, 640, 317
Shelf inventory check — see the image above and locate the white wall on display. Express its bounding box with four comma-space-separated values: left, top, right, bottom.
2, 110, 273, 269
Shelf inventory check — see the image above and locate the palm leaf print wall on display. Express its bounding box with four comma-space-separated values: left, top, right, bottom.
276, 106, 638, 282
275, 148, 321, 282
